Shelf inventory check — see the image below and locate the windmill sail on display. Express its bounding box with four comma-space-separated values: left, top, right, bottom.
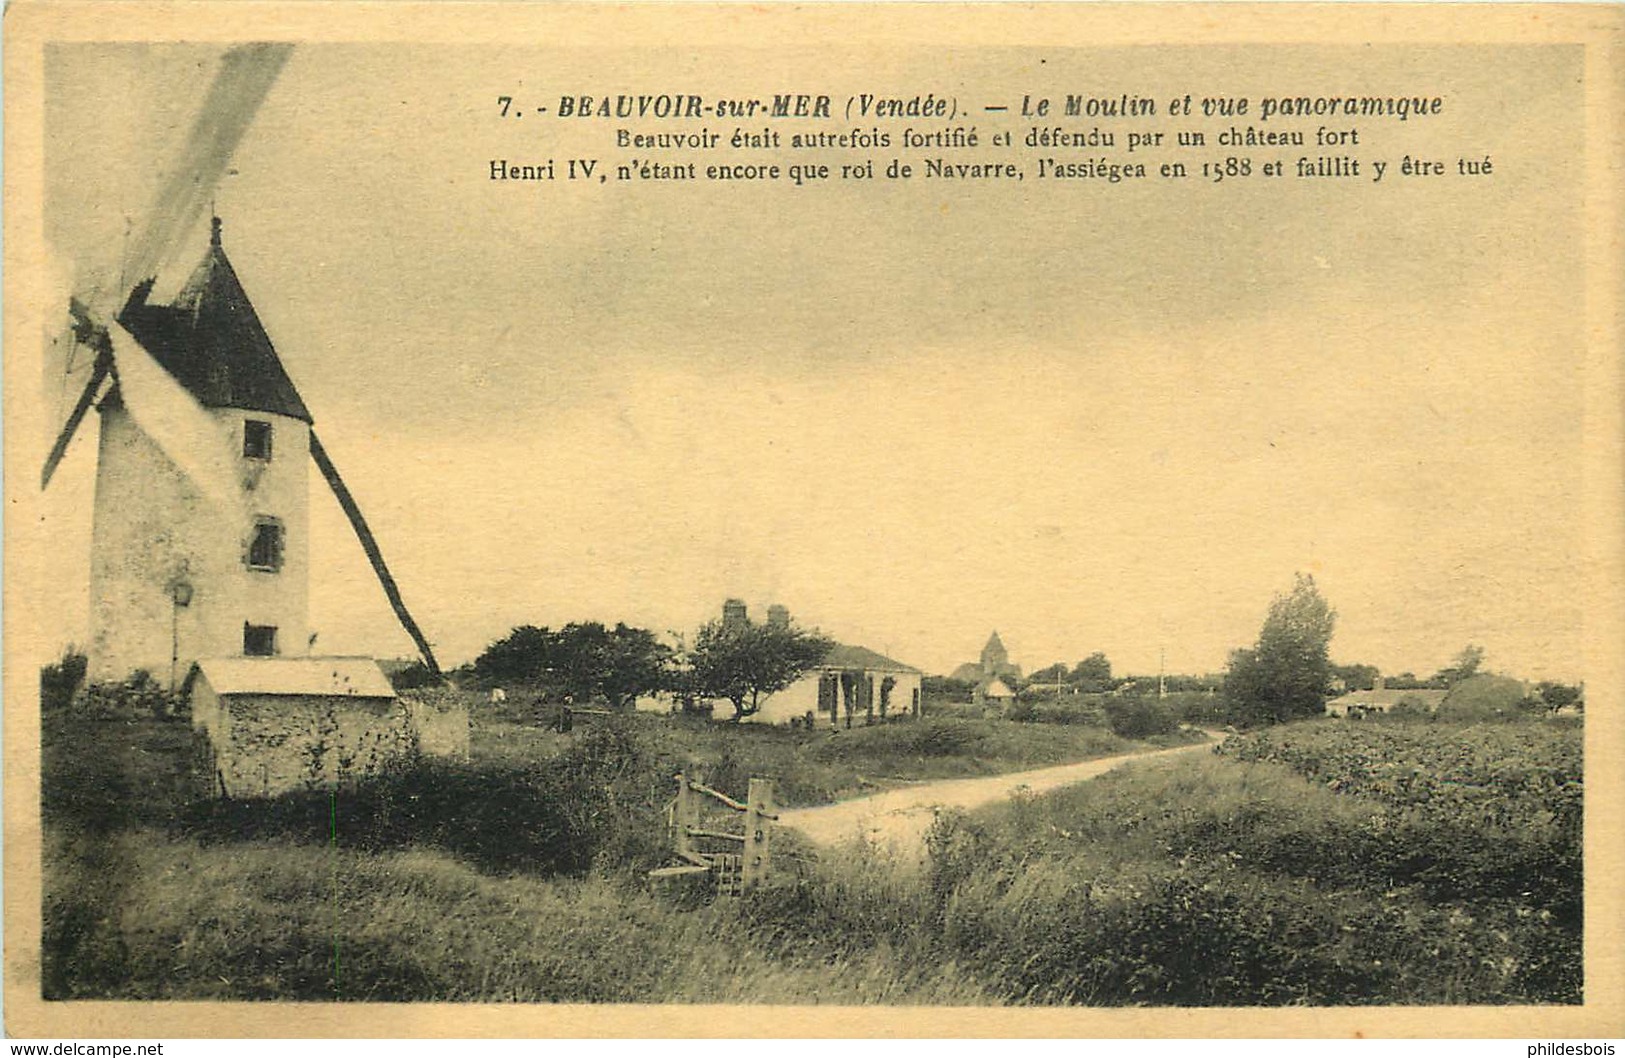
118, 43, 294, 301
103, 314, 244, 512
309, 432, 443, 679
46, 43, 296, 467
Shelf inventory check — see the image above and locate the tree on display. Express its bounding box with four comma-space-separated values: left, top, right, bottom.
472, 621, 670, 709
1437, 673, 1524, 720
1534, 681, 1584, 713
473, 624, 551, 684
1030, 662, 1070, 684
1072, 652, 1113, 692
1223, 574, 1337, 725
545, 622, 672, 710
1331, 662, 1380, 693
1433, 644, 1486, 688
689, 617, 834, 721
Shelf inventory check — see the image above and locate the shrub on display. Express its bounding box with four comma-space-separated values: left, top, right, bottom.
181, 720, 670, 878
1438, 674, 1527, 721
1103, 697, 1180, 739
41, 648, 88, 711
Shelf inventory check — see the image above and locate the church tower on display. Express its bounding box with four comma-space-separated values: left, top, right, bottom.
87, 219, 311, 685
980, 630, 1009, 675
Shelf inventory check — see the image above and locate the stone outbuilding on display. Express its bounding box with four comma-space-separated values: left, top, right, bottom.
186, 655, 467, 797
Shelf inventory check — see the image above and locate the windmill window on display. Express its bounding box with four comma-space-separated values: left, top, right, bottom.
243, 624, 278, 657
247, 518, 284, 572
243, 420, 273, 460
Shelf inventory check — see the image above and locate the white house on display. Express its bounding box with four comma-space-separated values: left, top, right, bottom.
754, 642, 923, 727
638, 627, 923, 727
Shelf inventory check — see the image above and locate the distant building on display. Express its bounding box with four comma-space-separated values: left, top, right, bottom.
950, 631, 1024, 707
975, 676, 1016, 707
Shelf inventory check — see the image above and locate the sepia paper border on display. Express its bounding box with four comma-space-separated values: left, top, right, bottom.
4, 1, 1623, 1039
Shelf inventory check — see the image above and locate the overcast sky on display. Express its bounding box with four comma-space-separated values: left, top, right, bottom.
39, 42, 1586, 679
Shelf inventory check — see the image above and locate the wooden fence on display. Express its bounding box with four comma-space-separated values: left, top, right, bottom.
648, 768, 776, 896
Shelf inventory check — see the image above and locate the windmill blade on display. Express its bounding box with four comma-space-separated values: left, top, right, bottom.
114, 43, 293, 302
309, 431, 443, 680
45, 298, 244, 512
42, 297, 118, 488
41, 347, 113, 489
47, 44, 295, 472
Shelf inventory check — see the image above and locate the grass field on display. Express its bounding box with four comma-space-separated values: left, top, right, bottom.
41, 704, 1581, 1005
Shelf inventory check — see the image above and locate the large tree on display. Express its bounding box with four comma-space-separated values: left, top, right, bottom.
472, 621, 670, 709
1072, 651, 1114, 691
689, 617, 834, 721
546, 622, 672, 710
1223, 574, 1337, 725
473, 624, 551, 684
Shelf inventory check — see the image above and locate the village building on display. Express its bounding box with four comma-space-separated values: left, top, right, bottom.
780, 642, 923, 727
640, 602, 923, 726
975, 676, 1016, 708
950, 630, 1024, 707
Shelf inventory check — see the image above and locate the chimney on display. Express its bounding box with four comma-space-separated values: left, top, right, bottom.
722, 598, 748, 630
767, 604, 790, 629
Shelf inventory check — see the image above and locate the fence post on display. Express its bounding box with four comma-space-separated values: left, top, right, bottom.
674, 768, 698, 862
743, 777, 773, 890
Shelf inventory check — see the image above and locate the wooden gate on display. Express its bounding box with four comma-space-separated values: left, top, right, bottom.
648, 768, 776, 895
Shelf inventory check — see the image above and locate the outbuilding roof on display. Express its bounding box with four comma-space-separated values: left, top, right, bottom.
192, 656, 397, 699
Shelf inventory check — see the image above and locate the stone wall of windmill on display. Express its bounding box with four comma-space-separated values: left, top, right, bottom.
88, 399, 311, 686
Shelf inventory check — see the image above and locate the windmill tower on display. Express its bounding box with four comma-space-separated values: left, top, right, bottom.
85, 218, 312, 684
43, 45, 440, 691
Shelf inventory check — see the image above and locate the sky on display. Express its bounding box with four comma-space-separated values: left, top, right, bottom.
37, 42, 1587, 679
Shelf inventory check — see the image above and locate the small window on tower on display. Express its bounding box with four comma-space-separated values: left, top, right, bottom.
243, 420, 273, 460
247, 518, 284, 572
243, 624, 278, 656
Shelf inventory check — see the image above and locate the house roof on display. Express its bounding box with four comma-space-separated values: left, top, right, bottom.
117, 219, 313, 424
192, 656, 396, 699
820, 643, 920, 674
983, 677, 1015, 698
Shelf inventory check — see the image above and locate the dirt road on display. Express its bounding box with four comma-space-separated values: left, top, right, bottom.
777, 736, 1217, 855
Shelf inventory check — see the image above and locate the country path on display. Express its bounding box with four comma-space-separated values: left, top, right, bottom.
776, 734, 1223, 856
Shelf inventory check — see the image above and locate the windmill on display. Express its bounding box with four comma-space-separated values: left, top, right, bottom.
43, 43, 441, 689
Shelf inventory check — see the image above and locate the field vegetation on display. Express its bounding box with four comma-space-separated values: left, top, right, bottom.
42, 687, 1579, 1006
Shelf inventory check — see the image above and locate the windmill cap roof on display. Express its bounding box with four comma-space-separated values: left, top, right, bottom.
191, 656, 396, 698
117, 221, 313, 423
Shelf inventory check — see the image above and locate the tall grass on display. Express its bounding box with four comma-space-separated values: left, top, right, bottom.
724, 742, 1581, 1006
45, 829, 990, 1003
